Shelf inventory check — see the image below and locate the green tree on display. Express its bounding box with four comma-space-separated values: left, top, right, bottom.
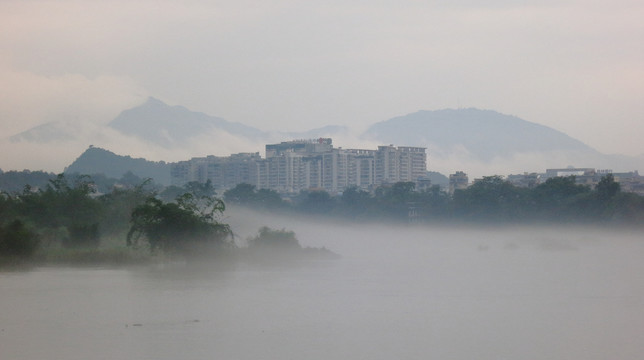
417, 185, 450, 220
596, 174, 620, 201
452, 176, 527, 221
223, 183, 258, 205
339, 186, 373, 219
0, 220, 40, 259
610, 192, 644, 223
254, 188, 285, 208
98, 180, 154, 237
530, 176, 591, 221
297, 190, 336, 214
247, 226, 301, 249
185, 180, 216, 198
16, 174, 103, 248
127, 193, 232, 254
373, 182, 419, 220
224, 183, 285, 209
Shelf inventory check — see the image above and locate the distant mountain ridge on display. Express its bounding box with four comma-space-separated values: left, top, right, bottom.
108, 97, 269, 146
9, 121, 78, 143
7, 98, 643, 176
284, 125, 350, 139
363, 108, 598, 161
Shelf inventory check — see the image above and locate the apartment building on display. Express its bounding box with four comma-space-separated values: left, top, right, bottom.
170, 138, 427, 194
170, 152, 261, 189
449, 171, 469, 194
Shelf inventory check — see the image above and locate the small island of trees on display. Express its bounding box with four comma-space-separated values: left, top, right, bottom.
0, 174, 336, 266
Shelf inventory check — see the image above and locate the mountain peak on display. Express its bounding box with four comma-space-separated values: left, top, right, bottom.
107, 97, 267, 147
364, 108, 596, 161
143, 97, 167, 108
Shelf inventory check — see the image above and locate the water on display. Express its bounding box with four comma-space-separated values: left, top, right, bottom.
1, 221, 644, 360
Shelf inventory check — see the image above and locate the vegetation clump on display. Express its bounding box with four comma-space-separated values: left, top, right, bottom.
127, 192, 233, 255
223, 174, 644, 225
248, 226, 301, 250
246, 226, 339, 260
0, 220, 40, 261
4, 170, 641, 267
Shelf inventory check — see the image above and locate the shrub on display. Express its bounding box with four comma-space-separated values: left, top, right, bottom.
63, 223, 100, 249
0, 220, 40, 259
248, 226, 301, 249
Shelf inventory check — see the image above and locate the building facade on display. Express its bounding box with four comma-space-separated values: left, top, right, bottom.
449, 171, 469, 194
170, 138, 427, 194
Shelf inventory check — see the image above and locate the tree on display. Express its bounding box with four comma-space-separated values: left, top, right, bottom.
247, 226, 301, 250
452, 176, 527, 221
224, 183, 285, 209
98, 178, 156, 237
297, 190, 336, 214
417, 185, 449, 220
530, 176, 591, 220
223, 183, 257, 205
339, 186, 373, 218
185, 180, 216, 198
127, 193, 232, 254
14, 174, 103, 248
596, 174, 620, 201
254, 188, 285, 208
0, 220, 40, 259
588, 174, 623, 221
373, 182, 419, 220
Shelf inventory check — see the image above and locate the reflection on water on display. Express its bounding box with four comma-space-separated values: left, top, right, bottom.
1, 224, 644, 360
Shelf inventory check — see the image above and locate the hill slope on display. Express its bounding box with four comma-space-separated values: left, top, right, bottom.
362, 108, 598, 161
64, 146, 171, 185
108, 97, 268, 147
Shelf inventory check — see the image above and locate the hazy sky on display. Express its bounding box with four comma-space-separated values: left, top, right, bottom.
1, 0, 643, 167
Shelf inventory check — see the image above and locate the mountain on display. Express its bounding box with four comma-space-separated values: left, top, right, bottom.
6, 100, 643, 177
108, 97, 268, 147
10, 121, 79, 143
9, 119, 108, 144
9, 98, 351, 148
64, 146, 171, 184
284, 125, 350, 139
361, 108, 644, 177
8, 98, 268, 147
362, 108, 598, 161
0, 170, 56, 193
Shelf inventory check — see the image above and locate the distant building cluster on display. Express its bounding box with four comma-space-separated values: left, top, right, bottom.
449, 167, 644, 195
171, 138, 427, 194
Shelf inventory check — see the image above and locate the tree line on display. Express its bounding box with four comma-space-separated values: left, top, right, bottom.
2, 172, 643, 262
0, 174, 232, 262
222, 174, 644, 224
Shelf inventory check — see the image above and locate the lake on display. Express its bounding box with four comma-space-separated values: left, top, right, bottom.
1, 216, 644, 360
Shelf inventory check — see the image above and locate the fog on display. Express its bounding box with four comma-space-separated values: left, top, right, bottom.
2, 209, 644, 359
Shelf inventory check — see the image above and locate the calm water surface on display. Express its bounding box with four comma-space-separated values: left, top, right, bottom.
1, 223, 644, 360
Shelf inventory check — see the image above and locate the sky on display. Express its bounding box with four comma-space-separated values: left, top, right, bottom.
1, 0, 643, 172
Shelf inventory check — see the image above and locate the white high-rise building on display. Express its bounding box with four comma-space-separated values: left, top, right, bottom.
170, 138, 427, 194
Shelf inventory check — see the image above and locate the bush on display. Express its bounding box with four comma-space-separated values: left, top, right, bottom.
0, 220, 40, 259
247, 227, 301, 249
63, 223, 100, 249
127, 194, 232, 254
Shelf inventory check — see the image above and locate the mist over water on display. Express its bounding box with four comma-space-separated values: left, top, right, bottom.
2, 209, 644, 360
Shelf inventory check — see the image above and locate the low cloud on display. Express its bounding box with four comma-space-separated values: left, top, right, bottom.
0, 61, 146, 135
